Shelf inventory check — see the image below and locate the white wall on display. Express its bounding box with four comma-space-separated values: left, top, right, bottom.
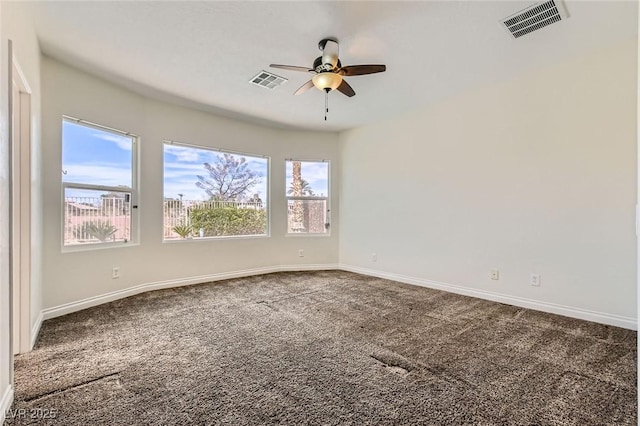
339, 39, 638, 328
0, 0, 42, 416
41, 58, 339, 311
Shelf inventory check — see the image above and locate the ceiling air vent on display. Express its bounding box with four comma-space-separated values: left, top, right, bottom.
250, 71, 287, 89
501, 0, 568, 39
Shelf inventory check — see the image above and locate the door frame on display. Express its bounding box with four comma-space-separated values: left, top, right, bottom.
9, 41, 32, 355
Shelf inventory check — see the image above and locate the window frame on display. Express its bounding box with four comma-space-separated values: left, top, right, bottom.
162, 140, 270, 242
285, 159, 331, 237
61, 116, 139, 251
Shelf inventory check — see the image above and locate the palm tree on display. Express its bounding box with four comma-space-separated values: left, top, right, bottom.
287, 179, 315, 196
290, 162, 306, 232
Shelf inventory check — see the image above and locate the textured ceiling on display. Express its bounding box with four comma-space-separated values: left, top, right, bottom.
26, 1, 638, 132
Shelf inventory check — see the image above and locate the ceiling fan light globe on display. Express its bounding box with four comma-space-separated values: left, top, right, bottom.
312, 73, 343, 91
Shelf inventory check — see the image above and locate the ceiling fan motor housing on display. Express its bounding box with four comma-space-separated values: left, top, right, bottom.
314, 56, 341, 73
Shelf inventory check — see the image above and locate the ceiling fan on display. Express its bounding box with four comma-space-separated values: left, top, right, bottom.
270, 38, 386, 120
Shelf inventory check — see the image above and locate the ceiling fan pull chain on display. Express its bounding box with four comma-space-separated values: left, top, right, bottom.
324, 90, 328, 121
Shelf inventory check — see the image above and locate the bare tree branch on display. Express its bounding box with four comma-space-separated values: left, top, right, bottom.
195, 153, 262, 201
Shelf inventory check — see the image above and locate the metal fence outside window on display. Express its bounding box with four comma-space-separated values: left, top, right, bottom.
65, 197, 326, 243
64, 197, 131, 245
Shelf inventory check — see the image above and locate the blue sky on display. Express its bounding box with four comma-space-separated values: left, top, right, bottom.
62, 120, 329, 203
285, 161, 329, 197
62, 120, 133, 188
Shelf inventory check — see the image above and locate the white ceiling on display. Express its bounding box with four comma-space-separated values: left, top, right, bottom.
26, 1, 638, 132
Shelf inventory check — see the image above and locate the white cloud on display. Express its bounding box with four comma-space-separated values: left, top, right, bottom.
63, 164, 132, 187
163, 181, 208, 201
163, 162, 207, 180
92, 132, 132, 151
164, 145, 204, 162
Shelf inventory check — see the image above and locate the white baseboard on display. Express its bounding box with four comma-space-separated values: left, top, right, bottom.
37, 262, 636, 331
0, 385, 14, 425
42, 263, 338, 321
30, 310, 43, 350
339, 264, 637, 330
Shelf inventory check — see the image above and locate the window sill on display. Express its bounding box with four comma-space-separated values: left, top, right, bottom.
285, 233, 332, 238
163, 234, 271, 243
62, 241, 139, 253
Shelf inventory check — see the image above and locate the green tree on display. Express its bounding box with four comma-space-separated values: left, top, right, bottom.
196, 153, 261, 201
190, 206, 266, 237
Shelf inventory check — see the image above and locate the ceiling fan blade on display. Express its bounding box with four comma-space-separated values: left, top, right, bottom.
338, 64, 386, 76
294, 80, 315, 95
336, 79, 355, 97
270, 64, 314, 73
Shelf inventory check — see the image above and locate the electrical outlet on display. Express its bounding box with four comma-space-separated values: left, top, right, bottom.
490, 268, 499, 280
298, 249, 304, 258
530, 273, 541, 286
372, 253, 377, 262
112, 267, 120, 279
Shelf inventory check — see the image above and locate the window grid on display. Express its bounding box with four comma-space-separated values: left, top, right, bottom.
61, 117, 138, 249
285, 160, 330, 235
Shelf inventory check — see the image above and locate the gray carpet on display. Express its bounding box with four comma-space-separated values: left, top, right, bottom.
7, 271, 637, 425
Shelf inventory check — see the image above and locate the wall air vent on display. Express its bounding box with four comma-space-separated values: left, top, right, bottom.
501, 0, 568, 39
250, 71, 287, 89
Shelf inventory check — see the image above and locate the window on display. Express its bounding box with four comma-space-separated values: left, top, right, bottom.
285, 160, 329, 234
163, 142, 268, 240
62, 117, 137, 247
